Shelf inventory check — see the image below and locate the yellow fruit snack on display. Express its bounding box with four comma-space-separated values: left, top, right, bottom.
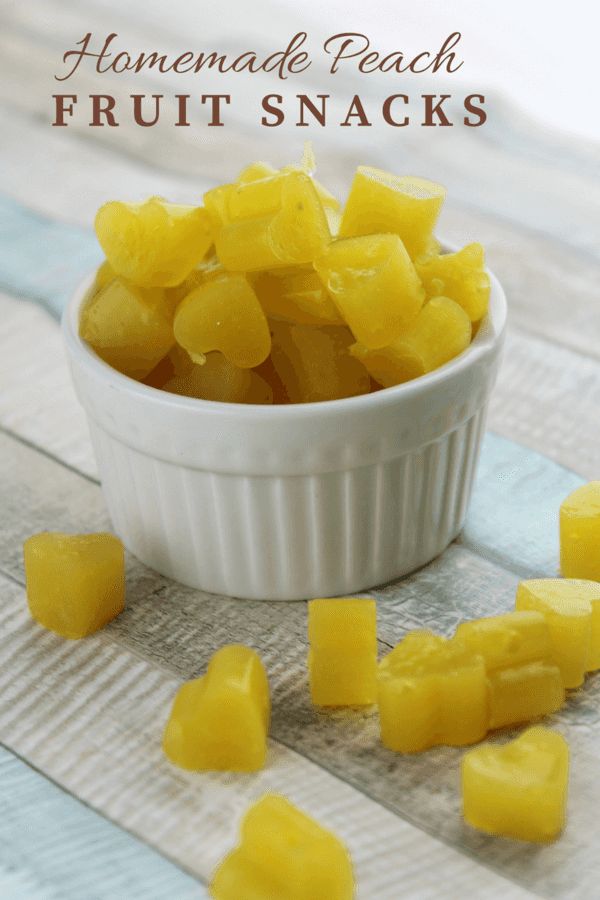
173, 274, 271, 368
95, 197, 213, 287
80, 278, 174, 380
308, 598, 377, 706
210, 170, 331, 271
163, 644, 270, 771
456, 611, 564, 729
23, 532, 125, 639
237, 161, 278, 183
350, 296, 471, 387
487, 661, 564, 730
516, 578, 600, 687
560, 482, 600, 582
254, 267, 343, 326
339, 168, 445, 260
166, 252, 225, 306
462, 726, 569, 843
455, 610, 552, 670
85, 153, 491, 403
271, 323, 370, 404
314, 234, 425, 349
378, 632, 488, 753
163, 351, 272, 404
210, 793, 354, 900
416, 243, 491, 322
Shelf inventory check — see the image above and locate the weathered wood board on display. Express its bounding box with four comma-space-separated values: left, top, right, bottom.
1, 0, 600, 893
0, 294, 597, 899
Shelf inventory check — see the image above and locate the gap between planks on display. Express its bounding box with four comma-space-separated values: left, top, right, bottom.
0, 424, 594, 899
0, 578, 532, 899
1, 3, 600, 261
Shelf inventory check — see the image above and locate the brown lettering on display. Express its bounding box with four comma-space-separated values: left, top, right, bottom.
175, 94, 190, 126
340, 95, 371, 127
261, 94, 284, 126
324, 32, 370, 74
422, 94, 453, 126
131, 94, 162, 126
464, 94, 487, 126
52, 94, 77, 125
89, 94, 118, 126
200, 94, 230, 126
297, 94, 328, 126
383, 94, 409, 127
432, 32, 463, 73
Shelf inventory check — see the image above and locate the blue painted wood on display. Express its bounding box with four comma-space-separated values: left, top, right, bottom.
0, 189, 588, 898
0, 194, 101, 318
462, 432, 583, 577
0, 747, 206, 899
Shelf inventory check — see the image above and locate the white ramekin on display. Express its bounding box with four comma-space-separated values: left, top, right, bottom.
62, 258, 506, 600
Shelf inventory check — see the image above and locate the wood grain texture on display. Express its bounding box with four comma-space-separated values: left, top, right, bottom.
0, 420, 596, 898
2, 0, 600, 260
0, 747, 204, 899
0, 574, 530, 900
1, 0, 599, 894
0, 293, 97, 478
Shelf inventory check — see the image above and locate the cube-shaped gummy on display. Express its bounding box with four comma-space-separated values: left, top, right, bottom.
209, 794, 354, 900
211, 171, 331, 271
173, 274, 271, 369
314, 234, 425, 349
515, 579, 600, 687
92, 259, 116, 293
23, 532, 125, 639
378, 632, 488, 752
339, 168, 445, 260
416, 243, 491, 322
487, 661, 564, 729
166, 252, 226, 307
80, 278, 174, 380
254, 267, 343, 326
560, 482, 600, 582
308, 598, 377, 706
350, 296, 471, 386
237, 161, 278, 183
455, 611, 553, 672
271, 324, 370, 404
163, 644, 270, 771
462, 726, 569, 842
95, 197, 213, 288
163, 351, 272, 404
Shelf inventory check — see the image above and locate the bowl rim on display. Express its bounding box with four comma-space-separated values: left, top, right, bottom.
62, 240, 507, 421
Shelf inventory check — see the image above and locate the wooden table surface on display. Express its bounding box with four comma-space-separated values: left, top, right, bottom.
1, 2, 600, 897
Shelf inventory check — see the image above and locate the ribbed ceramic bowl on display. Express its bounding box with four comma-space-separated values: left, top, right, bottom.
63, 258, 506, 600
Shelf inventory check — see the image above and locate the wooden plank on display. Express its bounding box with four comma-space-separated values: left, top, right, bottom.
0, 103, 199, 227
0, 425, 596, 897
461, 432, 582, 578
0, 568, 530, 900
4, 281, 600, 485
0, 292, 97, 478
3, 106, 600, 365
0, 746, 204, 899
0, 199, 102, 317
488, 329, 600, 480
2, 3, 600, 261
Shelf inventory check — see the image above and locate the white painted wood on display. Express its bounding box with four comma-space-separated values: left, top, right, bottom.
0, 568, 531, 900
2, 0, 600, 258
0, 419, 596, 898
0, 747, 204, 899
0, 292, 97, 479
3, 288, 600, 486
488, 329, 600, 481
1, 2, 599, 893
